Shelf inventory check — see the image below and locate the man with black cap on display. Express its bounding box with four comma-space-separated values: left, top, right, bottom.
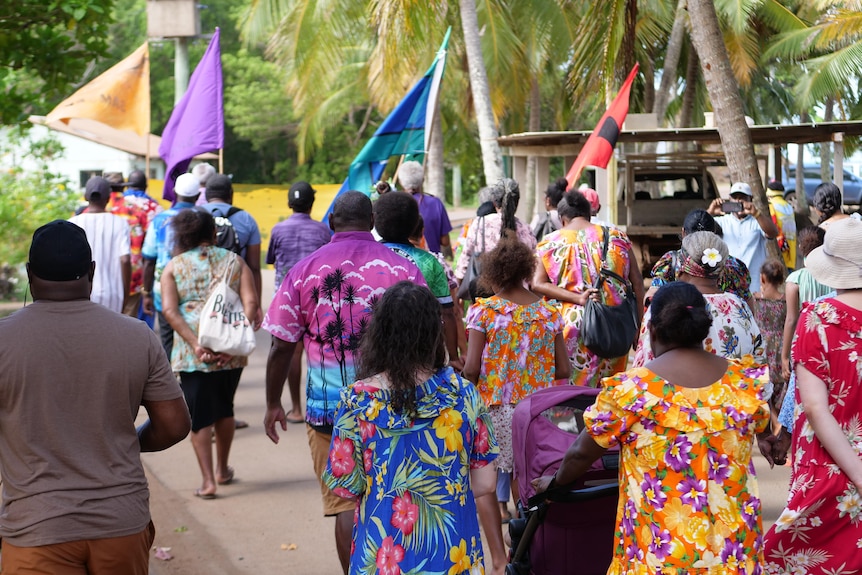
69, 176, 131, 313
0, 220, 190, 574
201, 174, 263, 315
142, 172, 201, 358
109, 169, 163, 324
265, 180, 331, 423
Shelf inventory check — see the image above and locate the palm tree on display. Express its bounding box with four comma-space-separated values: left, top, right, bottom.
687, 0, 781, 260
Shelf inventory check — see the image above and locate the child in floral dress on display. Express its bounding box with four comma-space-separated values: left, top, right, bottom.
463, 233, 570, 536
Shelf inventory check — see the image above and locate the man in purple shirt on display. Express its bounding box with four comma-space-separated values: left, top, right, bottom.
265, 181, 331, 424
397, 161, 453, 256
263, 191, 426, 574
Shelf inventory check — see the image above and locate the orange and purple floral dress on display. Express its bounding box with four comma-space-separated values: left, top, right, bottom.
323, 367, 498, 575
585, 359, 770, 575
536, 225, 634, 387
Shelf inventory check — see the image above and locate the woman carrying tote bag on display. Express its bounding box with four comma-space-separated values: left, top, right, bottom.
162, 207, 260, 499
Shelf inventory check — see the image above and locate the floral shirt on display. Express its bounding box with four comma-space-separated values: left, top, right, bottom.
465, 296, 564, 405
168, 246, 247, 373
536, 225, 634, 387
586, 360, 770, 575
323, 367, 498, 575
634, 292, 766, 369
109, 190, 163, 294
454, 214, 536, 280
764, 299, 862, 575
650, 250, 753, 302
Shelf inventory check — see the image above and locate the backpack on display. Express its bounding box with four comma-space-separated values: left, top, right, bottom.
212, 206, 243, 254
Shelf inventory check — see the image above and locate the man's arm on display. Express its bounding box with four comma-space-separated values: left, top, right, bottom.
137, 397, 191, 452
746, 200, 780, 238
142, 257, 155, 315
244, 243, 263, 303
265, 336, 297, 444
441, 304, 462, 370
120, 254, 131, 310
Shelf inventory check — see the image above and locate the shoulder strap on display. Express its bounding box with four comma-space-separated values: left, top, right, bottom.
600, 226, 610, 262
227, 206, 242, 218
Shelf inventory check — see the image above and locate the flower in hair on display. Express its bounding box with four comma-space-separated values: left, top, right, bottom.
701, 248, 722, 268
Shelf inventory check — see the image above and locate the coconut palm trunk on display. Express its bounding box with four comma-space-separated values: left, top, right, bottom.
459, 0, 504, 185
425, 100, 445, 200
686, 0, 781, 260
526, 75, 541, 223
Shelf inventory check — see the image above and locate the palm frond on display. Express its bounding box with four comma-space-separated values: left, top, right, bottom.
757, 0, 809, 33
763, 26, 821, 60
724, 28, 760, 87
713, 0, 761, 36
795, 41, 862, 107
810, 9, 862, 49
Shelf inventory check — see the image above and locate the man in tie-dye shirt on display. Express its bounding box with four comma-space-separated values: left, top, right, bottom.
263, 191, 426, 574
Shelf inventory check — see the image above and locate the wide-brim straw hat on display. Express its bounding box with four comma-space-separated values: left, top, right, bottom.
805, 217, 862, 290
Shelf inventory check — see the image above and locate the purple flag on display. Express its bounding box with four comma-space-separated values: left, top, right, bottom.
159, 28, 224, 201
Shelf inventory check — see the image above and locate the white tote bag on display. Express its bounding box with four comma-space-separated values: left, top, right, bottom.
197, 258, 256, 357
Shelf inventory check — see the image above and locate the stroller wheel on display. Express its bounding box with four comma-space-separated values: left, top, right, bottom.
505, 564, 523, 575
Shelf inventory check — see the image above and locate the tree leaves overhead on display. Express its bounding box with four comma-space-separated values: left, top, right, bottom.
0, 0, 114, 123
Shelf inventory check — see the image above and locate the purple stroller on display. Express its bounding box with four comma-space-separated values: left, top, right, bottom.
507, 385, 619, 575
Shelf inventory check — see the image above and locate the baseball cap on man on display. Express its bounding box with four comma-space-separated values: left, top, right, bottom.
84, 176, 111, 200
288, 181, 315, 210
28, 220, 92, 281
730, 182, 753, 197
122, 170, 147, 189
175, 173, 201, 199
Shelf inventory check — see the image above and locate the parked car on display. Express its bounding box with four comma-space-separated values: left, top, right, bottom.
781, 165, 862, 205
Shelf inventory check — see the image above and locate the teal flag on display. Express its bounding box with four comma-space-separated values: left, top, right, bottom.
324, 28, 451, 223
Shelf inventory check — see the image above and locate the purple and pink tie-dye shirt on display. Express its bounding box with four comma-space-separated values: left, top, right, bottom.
263, 231, 426, 428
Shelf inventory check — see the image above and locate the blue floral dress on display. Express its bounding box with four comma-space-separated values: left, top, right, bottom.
323, 367, 498, 575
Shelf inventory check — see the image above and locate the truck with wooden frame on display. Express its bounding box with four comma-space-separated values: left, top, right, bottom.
499, 119, 862, 274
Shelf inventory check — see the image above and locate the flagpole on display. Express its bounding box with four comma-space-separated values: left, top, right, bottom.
145, 135, 151, 182
219, 148, 224, 173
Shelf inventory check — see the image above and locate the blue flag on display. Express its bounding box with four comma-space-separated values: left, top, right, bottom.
323, 29, 451, 223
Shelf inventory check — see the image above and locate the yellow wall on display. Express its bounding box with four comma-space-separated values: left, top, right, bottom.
150, 180, 341, 250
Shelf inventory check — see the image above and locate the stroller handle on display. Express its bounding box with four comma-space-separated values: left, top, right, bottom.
527, 482, 618, 509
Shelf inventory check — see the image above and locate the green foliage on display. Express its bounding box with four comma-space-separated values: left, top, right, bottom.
0, 0, 114, 124
0, 129, 78, 276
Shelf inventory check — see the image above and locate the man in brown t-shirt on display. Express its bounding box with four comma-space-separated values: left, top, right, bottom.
0, 220, 191, 574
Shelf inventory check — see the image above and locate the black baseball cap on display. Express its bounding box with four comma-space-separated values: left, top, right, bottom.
288, 181, 315, 210
28, 220, 92, 281
84, 176, 111, 200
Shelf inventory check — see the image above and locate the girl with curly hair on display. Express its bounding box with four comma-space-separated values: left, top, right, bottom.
463, 233, 570, 531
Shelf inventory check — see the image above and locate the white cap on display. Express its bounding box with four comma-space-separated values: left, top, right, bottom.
175, 173, 201, 199
729, 182, 753, 197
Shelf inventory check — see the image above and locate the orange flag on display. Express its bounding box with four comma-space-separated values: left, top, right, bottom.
566, 64, 639, 188
45, 43, 150, 136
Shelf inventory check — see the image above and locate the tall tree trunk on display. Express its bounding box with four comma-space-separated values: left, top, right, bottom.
643, 57, 655, 113
686, 0, 781, 260
525, 75, 541, 225
796, 111, 811, 216
653, 0, 687, 126
459, 0, 504, 185
618, 0, 638, 84
820, 97, 834, 181
679, 47, 699, 128
425, 100, 445, 200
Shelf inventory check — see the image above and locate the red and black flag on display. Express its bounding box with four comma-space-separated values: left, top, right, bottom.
566, 64, 639, 188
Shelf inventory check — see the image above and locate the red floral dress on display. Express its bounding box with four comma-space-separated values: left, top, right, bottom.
763, 299, 862, 574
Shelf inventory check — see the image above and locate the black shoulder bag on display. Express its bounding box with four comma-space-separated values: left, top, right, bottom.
457, 217, 485, 301
582, 226, 641, 359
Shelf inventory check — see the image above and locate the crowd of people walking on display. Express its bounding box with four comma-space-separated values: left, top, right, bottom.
3, 160, 861, 575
